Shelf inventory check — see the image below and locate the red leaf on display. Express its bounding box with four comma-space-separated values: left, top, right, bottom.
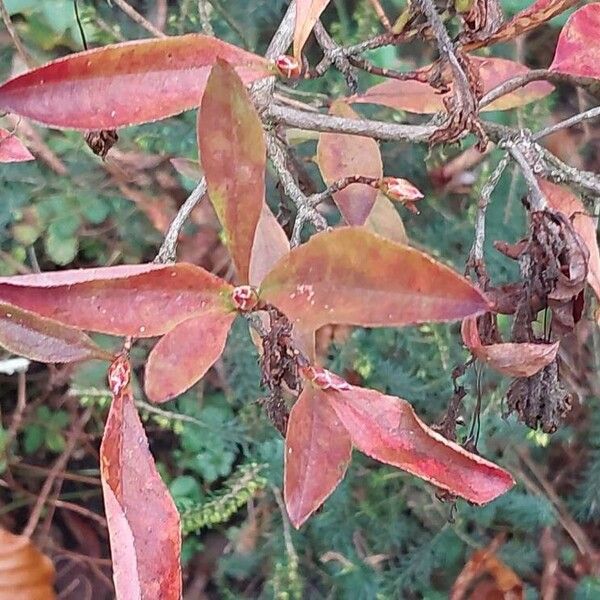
551, 4, 600, 82
0, 36, 271, 130
316, 101, 383, 225
349, 57, 553, 113
325, 385, 515, 504
0, 263, 232, 337
260, 227, 490, 331
249, 204, 290, 287
145, 310, 235, 403
461, 316, 559, 378
0, 128, 34, 162
102, 356, 181, 599
284, 386, 352, 528
199, 60, 265, 283
0, 302, 112, 363
294, 0, 332, 59
539, 178, 600, 302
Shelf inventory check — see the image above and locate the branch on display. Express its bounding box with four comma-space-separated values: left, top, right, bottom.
0, 0, 35, 68
504, 135, 547, 211
110, 0, 167, 38
313, 21, 358, 92
534, 106, 600, 140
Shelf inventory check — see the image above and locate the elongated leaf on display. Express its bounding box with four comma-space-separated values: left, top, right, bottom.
0, 36, 271, 129
260, 227, 489, 331
294, 0, 332, 59
285, 386, 352, 528
540, 179, 600, 301
0, 302, 112, 363
326, 385, 514, 504
249, 204, 291, 287
145, 310, 235, 403
349, 57, 553, 114
0, 128, 34, 162
461, 316, 559, 378
316, 101, 383, 225
0, 263, 232, 337
364, 193, 408, 243
199, 60, 265, 283
0, 527, 55, 600
102, 356, 181, 599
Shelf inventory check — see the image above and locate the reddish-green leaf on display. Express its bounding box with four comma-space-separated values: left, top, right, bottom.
550, 4, 600, 82
0, 36, 271, 130
461, 316, 559, 378
249, 204, 291, 287
317, 101, 383, 225
364, 193, 408, 243
540, 179, 600, 301
284, 385, 352, 528
0, 263, 232, 337
145, 310, 235, 403
0, 302, 112, 363
325, 384, 515, 504
294, 0, 332, 59
260, 227, 490, 331
199, 60, 265, 283
0, 129, 34, 162
349, 57, 553, 113
102, 356, 181, 599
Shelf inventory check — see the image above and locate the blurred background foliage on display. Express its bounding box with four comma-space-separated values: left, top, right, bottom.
0, 1, 599, 598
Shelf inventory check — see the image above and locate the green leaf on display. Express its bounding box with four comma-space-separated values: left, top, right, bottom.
44, 233, 79, 265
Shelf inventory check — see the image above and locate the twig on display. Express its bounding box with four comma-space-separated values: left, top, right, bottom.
534, 106, 600, 141
198, 0, 214, 36
0, 0, 35, 68
154, 178, 207, 263
313, 21, 358, 92
368, 0, 392, 31
22, 408, 92, 539
505, 135, 547, 211
110, 0, 167, 38
271, 485, 298, 565
3, 370, 28, 454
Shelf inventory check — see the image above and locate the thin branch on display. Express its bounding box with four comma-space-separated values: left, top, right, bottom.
198, 0, 214, 36
110, 0, 167, 38
505, 136, 547, 211
0, 0, 35, 68
368, 0, 392, 31
534, 106, 600, 140
313, 21, 358, 92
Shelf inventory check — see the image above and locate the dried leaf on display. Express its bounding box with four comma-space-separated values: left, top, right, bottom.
294, 0, 332, 59
0, 128, 34, 162
0, 527, 55, 600
0, 36, 270, 129
284, 386, 352, 528
539, 179, 600, 302
349, 57, 553, 113
102, 356, 182, 599
364, 193, 408, 243
0, 263, 232, 337
144, 310, 236, 403
325, 384, 515, 504
0, 302, 112, 363
461, 316, 559, 378
260, 227, 489, 331
170, 157, 203, 180
199, 60, 265, 283
316, 102, 383, 225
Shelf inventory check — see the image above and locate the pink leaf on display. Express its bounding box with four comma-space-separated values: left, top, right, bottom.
0, 128, 34, 162
294, 0, 332, 59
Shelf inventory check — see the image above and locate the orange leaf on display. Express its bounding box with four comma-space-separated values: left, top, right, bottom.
145, 310, 236, 403
364, 193, 408, 243
0, 302, 113, 363
0, 36, 270, 130
294, 0, 332, 59
539, 178, 600, 301
0, 129, 34, 162
324, 384, 514, 504
0, 527, 55, 600
102, 356, 181, 599
349, 57, 553, 113
199, 60, 265, 283
461, 316, 559, 378
317, 101, 383, 225
285, 386, 352, 528
0, 263, 232, 337
260, 227, 489, 331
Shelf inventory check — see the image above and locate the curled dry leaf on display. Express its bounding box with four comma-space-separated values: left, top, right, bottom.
378, 177, 424, 214
0, 36, 271, 130
0, 527, 55, 600
550, 3, 600, 82
349, 57, 553, 113
316, 101, 383, 225
294, 0, 332, 59
0, 263, 233, 337
260, 227, 490, 331
199, 60, 265, 283
0, 128, 34, 163
102, 356, 182, 599
461, 316, 559, 378
284, 386, 352, 528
